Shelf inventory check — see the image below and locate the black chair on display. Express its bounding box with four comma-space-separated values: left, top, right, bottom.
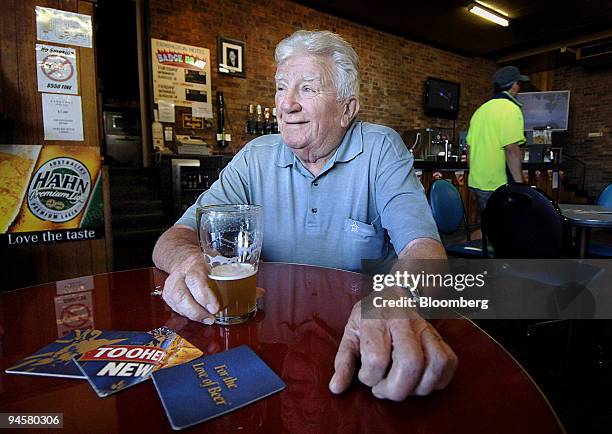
427, 179, 484, 258
479, 184, 604, 386
482, 183, 570, 259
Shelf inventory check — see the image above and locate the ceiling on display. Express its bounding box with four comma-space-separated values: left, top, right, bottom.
292, 0, 612, 60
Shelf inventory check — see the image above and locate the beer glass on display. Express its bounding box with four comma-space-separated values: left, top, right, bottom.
196, 204, 263, 325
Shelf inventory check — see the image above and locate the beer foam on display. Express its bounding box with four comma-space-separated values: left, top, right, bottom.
209, 263, 256, 280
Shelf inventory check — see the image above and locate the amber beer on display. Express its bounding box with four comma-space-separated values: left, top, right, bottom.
197, 203, 263, 325
209, 263, 258, 324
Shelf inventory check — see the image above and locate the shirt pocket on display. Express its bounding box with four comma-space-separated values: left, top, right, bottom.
342, 218, 385, 268
344, 218, 378, 237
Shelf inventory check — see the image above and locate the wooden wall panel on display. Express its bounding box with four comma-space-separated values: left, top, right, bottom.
76, 1, 101, 146
530, 70, 555, 92
1, 0, 109, 290
0, 0, 19, 141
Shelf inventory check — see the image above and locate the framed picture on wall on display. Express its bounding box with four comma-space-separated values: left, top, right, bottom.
217, 36, 246, 78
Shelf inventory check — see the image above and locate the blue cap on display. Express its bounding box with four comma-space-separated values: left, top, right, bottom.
493, 66, 529, 88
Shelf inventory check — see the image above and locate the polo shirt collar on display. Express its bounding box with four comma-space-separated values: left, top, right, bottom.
274, 138, 295, 167
335, 121, 363, 163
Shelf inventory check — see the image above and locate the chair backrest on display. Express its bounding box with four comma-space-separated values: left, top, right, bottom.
428, 179, 466, 235
482, 184, 569, 258
597, 183, 612, 208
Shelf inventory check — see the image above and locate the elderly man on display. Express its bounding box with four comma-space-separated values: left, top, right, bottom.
153, 30, 457, 401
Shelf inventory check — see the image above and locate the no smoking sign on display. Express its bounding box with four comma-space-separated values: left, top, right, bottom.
36, 43, 78, 94
42, 54, 74, 81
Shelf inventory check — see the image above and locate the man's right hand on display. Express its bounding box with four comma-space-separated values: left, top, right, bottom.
161, 258, 220, 324
152, 226, 222, 324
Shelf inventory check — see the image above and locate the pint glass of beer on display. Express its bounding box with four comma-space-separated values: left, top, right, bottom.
196, 204, 263, 325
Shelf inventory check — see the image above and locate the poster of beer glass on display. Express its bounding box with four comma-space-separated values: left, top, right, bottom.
217, 36, 246, 78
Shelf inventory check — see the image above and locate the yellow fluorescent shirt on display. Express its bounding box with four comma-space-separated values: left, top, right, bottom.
467, 97, 525, 191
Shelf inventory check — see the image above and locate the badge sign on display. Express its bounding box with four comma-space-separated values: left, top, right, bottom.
36, 44, 78, 94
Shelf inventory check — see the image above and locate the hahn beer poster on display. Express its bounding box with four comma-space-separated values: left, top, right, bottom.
150, 38, 213, 118
0, 144, 104, 246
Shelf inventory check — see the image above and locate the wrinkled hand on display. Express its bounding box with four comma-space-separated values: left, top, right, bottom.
329, 301, 458, 400
162, 257, 265, 325
162, 258, 220, 324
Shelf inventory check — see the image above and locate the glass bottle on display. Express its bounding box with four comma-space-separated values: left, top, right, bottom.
216, 91, 228, 148
255, 104, 263, 135
272, 107, 278, 134
263, 107, 271, 134
246, 104, 255, 134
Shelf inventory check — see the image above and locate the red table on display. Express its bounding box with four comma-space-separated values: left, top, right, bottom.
0, 263, 564, 433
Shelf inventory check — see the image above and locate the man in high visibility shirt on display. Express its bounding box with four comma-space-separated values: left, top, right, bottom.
467, 66, 528, 224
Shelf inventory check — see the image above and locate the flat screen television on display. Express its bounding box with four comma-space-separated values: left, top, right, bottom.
425, 77, 460, 120
515, 90, 570, 131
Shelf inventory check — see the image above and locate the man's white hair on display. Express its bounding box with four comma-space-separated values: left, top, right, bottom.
275, 30, 360, 100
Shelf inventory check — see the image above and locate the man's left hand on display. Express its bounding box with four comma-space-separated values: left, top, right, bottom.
329, 301, 458, 400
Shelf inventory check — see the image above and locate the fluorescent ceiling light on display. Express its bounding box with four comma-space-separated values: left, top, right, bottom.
468, 4, 509, 27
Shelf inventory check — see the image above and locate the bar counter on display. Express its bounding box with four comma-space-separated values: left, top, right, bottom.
414, 160, 566, 224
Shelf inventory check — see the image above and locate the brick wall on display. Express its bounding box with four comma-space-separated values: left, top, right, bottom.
553, 65, 612, 197
149, 0, 496, 153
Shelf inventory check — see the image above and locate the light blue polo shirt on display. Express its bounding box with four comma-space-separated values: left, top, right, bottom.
176, 121, 440, 272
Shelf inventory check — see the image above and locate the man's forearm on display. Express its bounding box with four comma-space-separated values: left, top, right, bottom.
398, 237, 447, 260
392, 239, 448, 297
152, 226, 202, 274
505, 144, 523, 183
392, 237, 447, 274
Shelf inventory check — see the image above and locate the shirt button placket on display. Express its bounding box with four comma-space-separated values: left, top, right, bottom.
306, 179, 319, 227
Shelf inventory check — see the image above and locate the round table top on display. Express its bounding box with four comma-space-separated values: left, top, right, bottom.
0, 263, 564, 434
560, 204, 612, 228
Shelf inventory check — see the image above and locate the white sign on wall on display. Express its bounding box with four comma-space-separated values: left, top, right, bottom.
35, 6, 93, 48
42, 93, 84, 141
36, 44, 78, 95
151, 38, 213, 118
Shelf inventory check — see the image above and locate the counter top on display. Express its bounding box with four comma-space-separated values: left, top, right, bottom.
413, 160, 564, 171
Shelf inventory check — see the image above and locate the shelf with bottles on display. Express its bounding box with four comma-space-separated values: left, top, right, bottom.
245, 103, 278, 136
180, 168, 212, 191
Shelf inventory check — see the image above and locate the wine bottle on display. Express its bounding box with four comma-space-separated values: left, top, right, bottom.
216, 91, 230, 148
255, 104, 263, 135
263, 107, 271, 134
272, 107, 279, 134
246, 104, 255, 134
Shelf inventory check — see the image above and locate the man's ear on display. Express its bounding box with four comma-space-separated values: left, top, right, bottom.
340, 97, 360, 128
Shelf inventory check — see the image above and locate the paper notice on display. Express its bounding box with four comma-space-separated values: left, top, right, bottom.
36, 6, 93, 48
42, 94, 84, 141
158, 100, 176, 123
191, 102, 211, 118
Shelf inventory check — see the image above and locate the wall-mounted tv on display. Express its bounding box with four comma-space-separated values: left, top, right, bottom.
515, 90, 570, 131
425, 77, 460, 120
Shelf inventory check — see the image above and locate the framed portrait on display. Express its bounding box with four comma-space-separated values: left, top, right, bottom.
217, 36, 246, 78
